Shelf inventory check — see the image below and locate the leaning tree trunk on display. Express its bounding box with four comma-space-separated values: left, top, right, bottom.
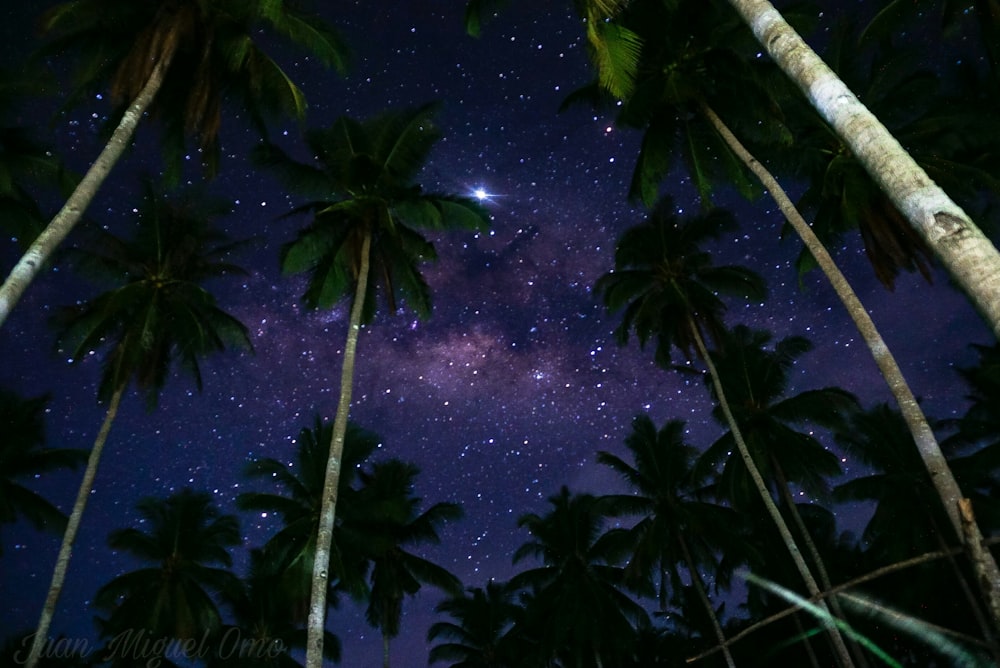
0, 47, 174, 330
926, 511, 999, 654
772, 458, 871, 668
699, 100, 1000, 633
25, 384, 126, 668
305, 231, 372, 668
688, 318, 856, 668
724, 0, 1000, 339
676, 533, 736, 668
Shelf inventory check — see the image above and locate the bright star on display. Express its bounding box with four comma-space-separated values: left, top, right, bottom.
473, 188, 489, 201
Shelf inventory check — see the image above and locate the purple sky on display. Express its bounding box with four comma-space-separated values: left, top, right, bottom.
0, 2, 992, 666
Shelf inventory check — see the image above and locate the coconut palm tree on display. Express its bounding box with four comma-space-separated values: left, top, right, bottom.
25, 182, 252, 668
93, 489, 241, 665
595, 199, 856, 666
0, 389, 86, 555
509, 486, 649, 668
254, 102, 489, 668
834, 403, 1000, 646
0, 0, 349, 329
598, 414, 746, 668
698, 325, 873, 664
205, 548, 341, 668
725, 0, 1000, 340
350, 458, 464, 668
777, 21, 1000, 290
237, 417, 380, 622
558, 0, 771, 207
697, 325, 856, 557
427, 580, 525, 667
563, 0, 1000, 620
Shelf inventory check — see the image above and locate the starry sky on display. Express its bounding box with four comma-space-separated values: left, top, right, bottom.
0, 2, 993, 666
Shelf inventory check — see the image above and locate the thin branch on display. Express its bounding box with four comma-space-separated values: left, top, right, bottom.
686, 536, 1000, 663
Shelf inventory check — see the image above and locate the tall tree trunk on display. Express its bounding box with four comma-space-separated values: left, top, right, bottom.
383, 632, 390, 668
305, 231, 372, 668
689, 317, 855, 668
699, 101, 1000, 633
25, 384, 125, 668
677, 533, 736, 668
724, 0, 1000, 339
928, 511, 998, 654
772, 458, 870, 668
0, 50, 173, 330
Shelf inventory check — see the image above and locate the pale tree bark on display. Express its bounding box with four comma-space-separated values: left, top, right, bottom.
724, 0, 1000, 339
25, 384, 125, 668
0, 51, 173, 330
700, 101, 1000, 634
305, 231, 372, 668
689, 317, 856, 668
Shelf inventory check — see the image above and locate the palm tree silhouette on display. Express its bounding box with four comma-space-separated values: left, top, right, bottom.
26, 182, 251, 668
205, 549, 341, 668
237, 418, 380, 622
0, 68, 75, 256
835, 403, 1000, 648
510, 486, 650, 668
427, 580, 525, 667
0, 389, 86, 555
698, 324, 868, 664
596, 199, 855, 665
351, 458, 464, 668
572, 0, 997, 608
94, 489, 242, 665
599, 414, 746, 667
255, 102, 488, 667
0, 0, 349, 328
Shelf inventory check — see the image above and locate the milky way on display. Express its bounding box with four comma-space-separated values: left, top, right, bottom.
0, 2, 992, 666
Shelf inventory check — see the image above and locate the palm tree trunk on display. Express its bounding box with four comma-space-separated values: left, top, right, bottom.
688, 317, 855, 668
0, 49, 174, 330
383, 632, 390, 668
305, 231, 372, 668
25, 384, 125, 668
699, 100, 1000, 634
724, 0, 1000, 339
690, 537, 1000, 665
771, 458, 871, 668
677, 533, 737, 668
927, 511, 998, 654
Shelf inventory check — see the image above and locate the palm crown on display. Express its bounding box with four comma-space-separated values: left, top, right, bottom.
595, 197, 766, 367
697, 325, 857, 506
40, 0, 348, 179
510, 486, 650, 666
94, 489, 242, 644
54, 181, 252, 407
259, 102, 490, 321
237, 418, 380, 615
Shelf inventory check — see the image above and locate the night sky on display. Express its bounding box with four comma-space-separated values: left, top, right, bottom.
0, 2, 992, 666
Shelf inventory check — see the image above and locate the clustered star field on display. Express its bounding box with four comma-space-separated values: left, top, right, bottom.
0, 2, 989, 663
